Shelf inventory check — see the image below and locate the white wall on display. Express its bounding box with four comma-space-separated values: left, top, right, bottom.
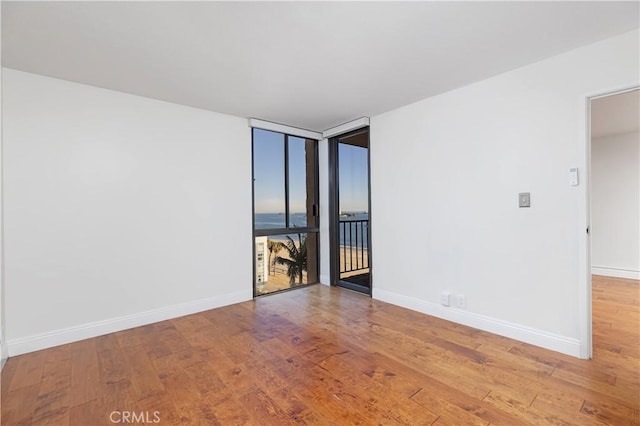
370, 29, 639, 358
3, 69, 253, 355
591, 131, 640, 279
318, 138, 331, 285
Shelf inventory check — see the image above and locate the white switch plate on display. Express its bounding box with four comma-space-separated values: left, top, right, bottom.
569, 167, 579, 186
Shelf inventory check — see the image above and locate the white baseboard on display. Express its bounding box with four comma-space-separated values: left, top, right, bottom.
319, 275, 331, 286
7, 290, 251, 357
592, 266, 640, 280
1, 341, 7, 370
372, 288, 582, 358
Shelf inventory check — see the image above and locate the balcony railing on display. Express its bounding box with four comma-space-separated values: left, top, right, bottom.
339, 219, 369, 274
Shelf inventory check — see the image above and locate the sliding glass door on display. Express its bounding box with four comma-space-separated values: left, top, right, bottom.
252, 128, 319, 296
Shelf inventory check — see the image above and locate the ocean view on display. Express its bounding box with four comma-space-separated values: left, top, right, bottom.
255, 212, 369, 248
254, 212, 307, 230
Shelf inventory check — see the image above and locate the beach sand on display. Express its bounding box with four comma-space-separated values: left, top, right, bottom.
256, 244, 369, 295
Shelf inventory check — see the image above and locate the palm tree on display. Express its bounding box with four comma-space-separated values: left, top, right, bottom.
267, 239, 283, 275
274, 234, 307, 285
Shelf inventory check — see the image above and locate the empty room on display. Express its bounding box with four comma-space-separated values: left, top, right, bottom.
1, 2, 639, 425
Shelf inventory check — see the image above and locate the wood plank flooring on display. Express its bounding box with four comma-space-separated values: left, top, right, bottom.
1, 275, 638, 425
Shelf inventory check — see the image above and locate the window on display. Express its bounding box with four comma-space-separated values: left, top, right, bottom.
252, 128, 319, 295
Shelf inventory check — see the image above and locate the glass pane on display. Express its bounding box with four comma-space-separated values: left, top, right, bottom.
338, 219, 370, 286
255, 232, 318, 296
338, 141, 370, 288
338, 143, 368, 216
288, 137, 317, 228
253, 129, 285, 229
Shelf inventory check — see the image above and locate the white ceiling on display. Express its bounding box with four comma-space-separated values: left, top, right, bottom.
2, 2, 639, 131
591, 90, 640, 139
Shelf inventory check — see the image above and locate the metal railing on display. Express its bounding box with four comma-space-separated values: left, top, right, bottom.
339, 219, 369, 274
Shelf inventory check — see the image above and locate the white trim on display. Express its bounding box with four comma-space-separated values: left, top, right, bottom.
0, 343, 7, 370
588, 86, 640, 101
319, 275, 331, 286
580, 93, 593, 359
592, 267, 640, 280
248, 118, 322, 140
323, 117, 370, 139
373, 288, 582, 358
7, 290, 251, 356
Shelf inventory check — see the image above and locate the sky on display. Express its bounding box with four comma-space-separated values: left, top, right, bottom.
253, 128, 368, 214
338, 143, 368, 212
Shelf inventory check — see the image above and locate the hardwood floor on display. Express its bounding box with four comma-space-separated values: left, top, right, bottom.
2, 275, 638, 425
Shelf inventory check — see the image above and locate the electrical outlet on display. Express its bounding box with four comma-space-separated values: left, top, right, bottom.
457, 294, 466, 309
440, 292, 450, 307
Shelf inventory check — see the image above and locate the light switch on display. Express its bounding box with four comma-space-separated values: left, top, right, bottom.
569, 168, 579, 186
519, 192, 530, 208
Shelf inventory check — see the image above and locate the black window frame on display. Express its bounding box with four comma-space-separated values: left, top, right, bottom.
251, 127, 320, 297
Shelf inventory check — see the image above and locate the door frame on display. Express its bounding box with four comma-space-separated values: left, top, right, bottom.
581, 85, 639, 359
328, 126, 372, 295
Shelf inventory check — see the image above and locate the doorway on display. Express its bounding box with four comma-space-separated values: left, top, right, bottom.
329, 127, 371, 294
587, 87, 639, 358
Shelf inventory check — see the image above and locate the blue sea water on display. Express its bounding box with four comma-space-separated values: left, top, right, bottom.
254, 212, 369, 249
254, 212, 306, 230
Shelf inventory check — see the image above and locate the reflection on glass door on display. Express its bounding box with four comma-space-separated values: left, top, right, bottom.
252, 129, 319, 296
330, 127, 371, 294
